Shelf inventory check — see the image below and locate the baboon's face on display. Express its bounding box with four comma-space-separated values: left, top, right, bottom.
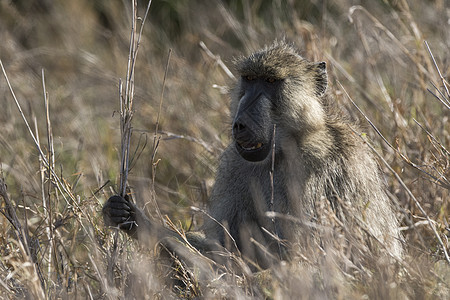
232, 42, 328, 163
232, 75, 281, 162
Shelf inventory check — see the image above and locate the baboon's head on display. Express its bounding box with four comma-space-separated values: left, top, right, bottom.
231, 41, 328, 162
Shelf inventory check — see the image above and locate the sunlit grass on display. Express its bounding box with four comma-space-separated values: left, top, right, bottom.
0, 0, 448, 298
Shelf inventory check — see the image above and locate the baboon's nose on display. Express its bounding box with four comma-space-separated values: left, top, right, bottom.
232, 120, 248, 141
233, 121, 246, 135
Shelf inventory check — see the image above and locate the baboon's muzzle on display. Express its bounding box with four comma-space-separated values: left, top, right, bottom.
232, 90, 273, 162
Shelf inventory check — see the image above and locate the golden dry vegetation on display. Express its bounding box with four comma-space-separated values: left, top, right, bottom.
0, 0, 448, 298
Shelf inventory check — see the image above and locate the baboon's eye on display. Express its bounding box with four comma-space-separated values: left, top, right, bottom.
244, 75, 256, 81
266, 77, 277, 83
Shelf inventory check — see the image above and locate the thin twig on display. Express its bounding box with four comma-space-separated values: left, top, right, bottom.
128, 132, 148, 171
190, 206, 240, 254
155, 49, 172, 135
424, 41, 450, 103
269, 124, 282, 259
413, 119, 450, 157
199, 41, 235, 80
429, 81, 449, 104
41, 68, 56, 288
427, 87, 450, 109
159, 130, 216, 154
149, 49, 172, 223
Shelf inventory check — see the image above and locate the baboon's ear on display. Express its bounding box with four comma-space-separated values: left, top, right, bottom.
314, 61, 328, 96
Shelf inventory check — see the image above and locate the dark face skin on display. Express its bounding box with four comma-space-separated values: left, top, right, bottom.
232, 75, 282, 162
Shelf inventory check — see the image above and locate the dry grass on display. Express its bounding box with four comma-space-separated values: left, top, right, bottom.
0, 0, 448, 298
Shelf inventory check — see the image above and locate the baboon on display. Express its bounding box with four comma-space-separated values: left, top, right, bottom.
103, 41, 403, 267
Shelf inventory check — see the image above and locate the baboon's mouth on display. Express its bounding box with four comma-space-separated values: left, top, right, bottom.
236, 140, 263, 151
234, 139, 271, 162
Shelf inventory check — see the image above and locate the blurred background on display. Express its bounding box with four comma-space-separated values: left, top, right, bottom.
0, 0, 448, 298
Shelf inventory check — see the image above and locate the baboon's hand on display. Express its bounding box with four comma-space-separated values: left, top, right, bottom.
102, 195, 138, 234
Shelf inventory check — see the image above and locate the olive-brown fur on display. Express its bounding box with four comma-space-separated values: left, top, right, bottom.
103, 41, 403, 267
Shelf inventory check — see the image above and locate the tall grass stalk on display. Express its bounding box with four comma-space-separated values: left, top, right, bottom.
106, 0, 153, 292
118, 0, 152, 198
